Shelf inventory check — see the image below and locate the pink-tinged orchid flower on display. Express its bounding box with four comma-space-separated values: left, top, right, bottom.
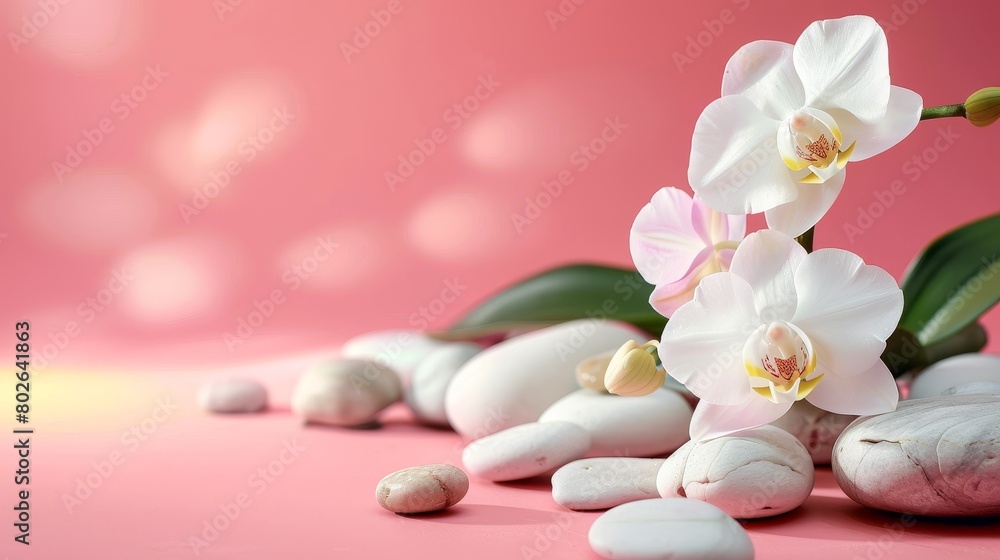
630, 187, 745, 318
688, 15, 923, 237
659, 229, 903, 442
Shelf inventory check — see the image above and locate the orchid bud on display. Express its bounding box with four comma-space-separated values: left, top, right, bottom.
965, 87, 1000, 127
604, 340, 665, 396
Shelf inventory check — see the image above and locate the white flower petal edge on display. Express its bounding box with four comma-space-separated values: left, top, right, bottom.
722, 40, 805, 121
659, 273, 759, 406
806, 359, 898, 415
688, 95, 800, 215
834, 86, 923, 161
630, 187, 702, 284
690, 398, 794, 441
793, 15, 890, 124
792, 247, 904, 376
728, 230, 805, 320
764, 168, 847, 238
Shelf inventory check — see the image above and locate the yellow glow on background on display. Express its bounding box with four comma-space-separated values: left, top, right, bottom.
2, 368, 182, 433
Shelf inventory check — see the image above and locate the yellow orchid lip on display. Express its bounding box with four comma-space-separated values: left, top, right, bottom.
777, 108, 855, 184
744, 321, 823, 403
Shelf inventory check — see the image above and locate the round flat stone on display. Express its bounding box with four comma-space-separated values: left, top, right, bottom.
588, 498, 754, 560
376, 464, 469, 514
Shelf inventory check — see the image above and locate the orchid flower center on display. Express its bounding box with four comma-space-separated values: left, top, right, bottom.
743, 320, 823, 403
777, 108, 856, 184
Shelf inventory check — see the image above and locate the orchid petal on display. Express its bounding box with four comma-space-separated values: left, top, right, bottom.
722, 40, 805, 121
691, 195, 746, 247
805, 359, 898, 415
649, 245, 728, 318
835, 86, 923, 161
792, 249, 903, 376
689, 397, 793, 442
688, 96, 800, 215
660, 273, 760, 405
793, 15, 890, 124
728, 230, 806, 322
763, 168, 846, 238
630, 187, 704, 284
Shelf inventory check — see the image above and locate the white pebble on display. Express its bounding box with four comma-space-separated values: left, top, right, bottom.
198, 378, 267, 413
552, 458, 664, 511
291, 359, 401, 426
539, 389, 691, 457
406, 342, 480, 426
445, 320, 639, 439
657, 425, 813, 519
341, 330, 447, 387
909, 353, 1000, 399
461, 421, 590, 481
588, 498, 754, 560
376, 464, 469, 514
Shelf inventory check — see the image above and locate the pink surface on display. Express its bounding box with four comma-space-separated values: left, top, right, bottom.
2, 0, 1000, 372
6, 370, 998, 559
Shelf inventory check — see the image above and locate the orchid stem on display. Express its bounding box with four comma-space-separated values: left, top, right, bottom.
795, 227, 815, 253
920, 104, 966, 120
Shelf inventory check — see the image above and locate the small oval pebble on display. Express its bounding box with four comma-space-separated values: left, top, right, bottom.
198, 378, 268, 413
406, 342, 481, 426
462, 421, 591, 481
588, 498, 754, 560
291, 359, 401, 426
552, 458, 664, 511
657, 425, 813, 519
376, 464, 469, 514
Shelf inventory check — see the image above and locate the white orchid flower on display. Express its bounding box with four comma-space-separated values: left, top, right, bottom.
688, 15, 923, 237
630, 187, 745, 317
659, 229, 903, 441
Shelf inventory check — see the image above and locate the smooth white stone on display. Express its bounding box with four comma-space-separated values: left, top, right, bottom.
405, 342, 481, 426
198, 378, 267, 413
341, 330, 447, 387
657, 425, 814, 519
908, 353, 1000, 399
375, 464, 469, 514
445, 320, 639, 439
833, 394, 1000, 516
942, 381, 1000, 396
291, 359, 401, 426
461, 421, 591, 481
552, 458, 664, 511
588, 498, 754, 560
539, 389, 691, 457
770, 400, 856, 465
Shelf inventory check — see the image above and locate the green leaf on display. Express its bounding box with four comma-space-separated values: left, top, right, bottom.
443, 263, 665, 339
899, 213, 1000, 346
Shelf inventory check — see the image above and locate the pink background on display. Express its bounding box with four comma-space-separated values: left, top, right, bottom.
2, 0, 1000, 558
2, 0, 999, 371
